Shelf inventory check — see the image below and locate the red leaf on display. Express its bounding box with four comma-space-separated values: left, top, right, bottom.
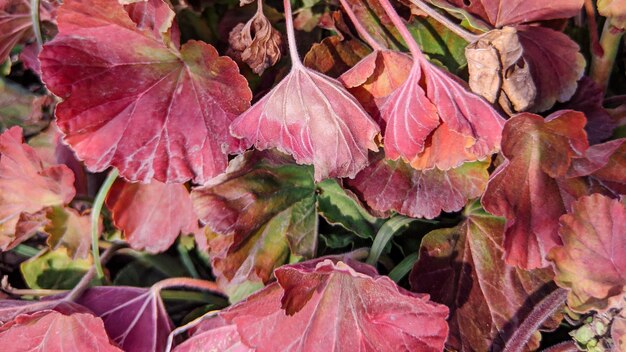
40, 0, 252, 184
516, 25, 585, 112
75, 286, 172, 352
106, 179, 200, 253
0, 127, 75, 250
410, 203, 557, 351
441, 0, 583, 27
215, 259, 449, 351
0, 298, 83, 324
347, 152, 489, 219
548, 194, 626, 313
0, 310, 122, 351
481, 111, 590, 269
174, 317, 251, 352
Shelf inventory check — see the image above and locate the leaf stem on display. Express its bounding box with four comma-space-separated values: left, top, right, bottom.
152, 277, 224, 296
338, 0, 384, 51
30, 0, 43, 47
283, 0, 303, 68
503, 287, 568, 352
64, 242, 125, 302
367, 215, 415, 265
590, 21, 624, 91
1, 276, 67, 297
584, 0, 603, 56
91, 168, 118, 279
378, 0, 426, 60
408, 0, 479, 42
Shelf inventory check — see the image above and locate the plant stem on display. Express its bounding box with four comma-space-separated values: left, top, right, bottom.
541, 341, 578, 352
1, 276, 67, 297
388, 252, 419, 282
503, 288, 568, 352
30, 0, 43, 46
283, 0, 303, 68
338, 0, 384, 51
91, 168, 118, 280
408, 0, 478, 42
378, 0, 425, 60
152, 277, 223, 295
584, 0, 603, 56
64, 243, 124, 302
165, 310, 220, 352
591, 21, 624, 91
367, 215, 415, 265
177, 241, 200, 279
12, 244, 41, 257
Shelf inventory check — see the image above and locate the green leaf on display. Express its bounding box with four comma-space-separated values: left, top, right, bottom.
408, 16, 468, 73
20, 248, 93, 289
317, 179, 382, 238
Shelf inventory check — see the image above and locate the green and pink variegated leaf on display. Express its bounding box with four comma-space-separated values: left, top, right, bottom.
40, 0, 251, 184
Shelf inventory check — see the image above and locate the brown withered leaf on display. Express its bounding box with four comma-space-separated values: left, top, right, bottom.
466, 26, 535, 114
229, 6, 283, 75
303, 35, 371, 78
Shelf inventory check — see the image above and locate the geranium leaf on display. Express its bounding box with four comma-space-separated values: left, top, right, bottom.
0, 310, 122, 351
230, 0, 379, 182
76, 286, 172, 352
44, 206, 94, 259
0, 298, 84, 324
303, 35, 371, 77
548, 194, 626, 313
192, 150, 318, 300
0, 78, 50, 135
173, 317, 251, 352
440, 0, 583, 28
0, 126, 75, 250
40, 0, 252, 184
481, 110, 590, 269
410, 203, 558, 351
208, 259, 449, 351
20, 247, 92, 289
348, 152, 489, 219
316, 178, 382, 238
106, 179, 200, 253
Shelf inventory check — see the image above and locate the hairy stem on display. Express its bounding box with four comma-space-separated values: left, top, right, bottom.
503, 288, 568, 352
338, 0, 384, 50
30, 0, 43, 46
283, 0, 303, 68
378, 0, 425, 60
541, 341, 578, 352
584, 0, 603, 56
91, 168, 119, 279
591, 21, 624, 91
408, 0, 479, 42
64, 243, 125, 302
152, 277, 223, 295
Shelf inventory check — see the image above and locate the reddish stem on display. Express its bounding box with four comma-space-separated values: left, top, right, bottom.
377, 0, 425, 61
541, 341, 578, 352
152, 277, 224, 296
338, 0, 384, 51
584, 0, 604, 57
283, 0, 303, 68
503, 288, 568, 352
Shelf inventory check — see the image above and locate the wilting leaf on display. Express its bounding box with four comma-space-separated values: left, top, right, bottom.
44, 206, 93, 259
303, 35, 371, 77
192, 150, 318, 300
348, 152, 489, 219
548, 194, 626, 313
440, 0, 583, 28
106, 180, 200, 253
0, 310, 122, 351
230, 58, 380, 181
206, 259, 449, 351
228, 6, 283, 74
76, 286, 172, 352
20, 247, 92, 289
410, 203, 557, 351
481, 111, 590, 269
316, 178, 382, 238
0, 79, 50, 135
598, 0, 626, 29
40, 0, 252, 184
0, 127, 75, 250
556, 77, 616, 144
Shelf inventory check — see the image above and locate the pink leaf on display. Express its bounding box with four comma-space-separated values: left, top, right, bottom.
40, 0, 252, 184
106, 179, 201, 253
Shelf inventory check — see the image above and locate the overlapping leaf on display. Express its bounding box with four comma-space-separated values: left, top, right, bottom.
203, 259, 450, 351
548, 194, 626, 313
410, 202, 558, 351
40, 0, 252, 183
21, 247, 91, 289
44, 207, 93, 259
0, 310, 122, 352
0, 78, 50, 135
348, 152, 489, 219
191, 150, 318, 300
303, 35, 371, 77
0, 126, 75, 250
106, 180, 200, 253
76, 286, 172, 352
481, 111, 590, 269
174, 317, 251, 352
